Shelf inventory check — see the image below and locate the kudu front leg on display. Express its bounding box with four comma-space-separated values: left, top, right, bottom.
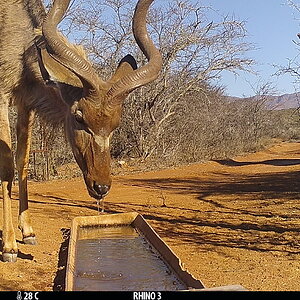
0, 105, 18, 262
2, 181, 17, 262
16, 108, 36, 245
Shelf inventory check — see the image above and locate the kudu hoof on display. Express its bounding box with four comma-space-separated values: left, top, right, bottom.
23, 236, 37, 245
2, 252, 18, 263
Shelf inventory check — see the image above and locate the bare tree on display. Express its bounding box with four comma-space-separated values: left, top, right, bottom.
25, 0, 299, 174
0, 0, 162, 262
63, 0, 255, 160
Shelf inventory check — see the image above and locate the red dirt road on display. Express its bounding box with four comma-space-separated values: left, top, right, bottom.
1, 142, 300, 291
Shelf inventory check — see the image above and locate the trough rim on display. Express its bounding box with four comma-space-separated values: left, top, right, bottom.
65, 212, 205, 291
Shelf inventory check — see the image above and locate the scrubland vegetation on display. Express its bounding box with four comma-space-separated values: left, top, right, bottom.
10, 0, 300, 180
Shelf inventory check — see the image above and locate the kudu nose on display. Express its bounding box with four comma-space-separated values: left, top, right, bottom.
93, 183, 110, 197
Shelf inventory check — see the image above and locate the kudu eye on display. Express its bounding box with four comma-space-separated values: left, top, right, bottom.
74, 109, 84, 123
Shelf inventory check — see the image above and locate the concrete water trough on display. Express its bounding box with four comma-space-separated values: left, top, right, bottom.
65, 212, 245, 291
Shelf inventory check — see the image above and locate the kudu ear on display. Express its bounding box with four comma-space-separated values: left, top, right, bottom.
35, 35, 84, 106
41, 50, 83, 88
35, 35, 83, 88
41, 49, 84, 88
108, 55, 138, 85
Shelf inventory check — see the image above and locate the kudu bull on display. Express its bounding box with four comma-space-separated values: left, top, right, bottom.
0, 0, 162, 262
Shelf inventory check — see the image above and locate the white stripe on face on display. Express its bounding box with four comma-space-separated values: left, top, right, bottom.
93, 133, 112, 152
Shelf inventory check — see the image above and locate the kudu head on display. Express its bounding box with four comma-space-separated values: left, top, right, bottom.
40, 0, 162, 200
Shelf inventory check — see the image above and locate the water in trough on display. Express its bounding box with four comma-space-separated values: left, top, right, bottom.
73, 225, 186, 291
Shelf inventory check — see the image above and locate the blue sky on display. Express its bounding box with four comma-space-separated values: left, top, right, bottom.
202, 0, 300, 97
65, 0, 299, 97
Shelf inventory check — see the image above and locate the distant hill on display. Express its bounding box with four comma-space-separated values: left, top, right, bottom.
226, 92, 300, 110
266, 93, 300, 110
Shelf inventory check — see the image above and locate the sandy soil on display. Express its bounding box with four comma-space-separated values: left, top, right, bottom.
0, 142, 300, 291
